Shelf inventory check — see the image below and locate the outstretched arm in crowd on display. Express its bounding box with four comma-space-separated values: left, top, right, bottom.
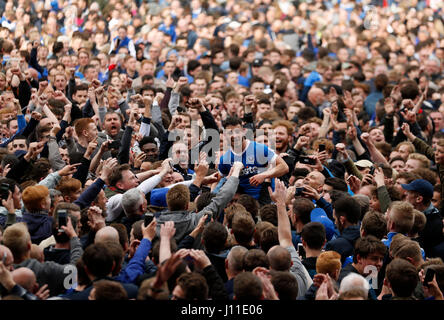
360, 132, 390, 167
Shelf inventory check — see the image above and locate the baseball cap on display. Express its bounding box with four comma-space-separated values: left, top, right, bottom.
150, 188, 169, 207
401, 179, 434, 198
310, 208, 336, 241
252, 58, 262, 67
355, 159, 373, 169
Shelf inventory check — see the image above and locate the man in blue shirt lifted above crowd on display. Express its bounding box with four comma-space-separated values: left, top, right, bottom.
218, 116, 289, 201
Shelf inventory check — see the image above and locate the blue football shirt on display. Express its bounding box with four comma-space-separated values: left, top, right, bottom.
218, 141, 277, 199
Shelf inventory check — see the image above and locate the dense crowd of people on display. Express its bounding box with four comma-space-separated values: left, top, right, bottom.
0, 0, 443, 301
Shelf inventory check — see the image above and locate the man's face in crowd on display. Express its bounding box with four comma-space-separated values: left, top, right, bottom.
255, 134, 269, 146
85, 67, 98, 82
54, 75, 67, 91
164, 61, 175, 76
149, 47, 160, 61
194, 79, 207, 96
256, 103, 271, 118
73, 89, 88, 107
250, 82, 265, 96
369, 128, 385, 144
303, 171, 324, 192
8, 120, 18, 136
126, 57, 137, 72
78, 52, 89, 66
432, 191, 441, 208
286, 105, 299, 121
225, 124, 245, 151
172, 172, 184, 184
225, 98, 241, 117
141, 142, 159, 162
104, 113, 122, 137
430, 112, 444, 132
118, 27, 127, 39
141, 63, 155, 77
11, 138, 27, 153
435, 144, 444, 166
404, 159, 422, 172
274, 126, 290, 152
357, 252, 385, 274
391, 159, 405, 173
59, 147, 70, 164
119, 169, 139, 190
84, 122, 98, 142
397, 144, 412, 161
212, 52, 225, 66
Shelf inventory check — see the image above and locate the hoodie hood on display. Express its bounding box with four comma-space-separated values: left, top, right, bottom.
341, 225, 361, 242
22, 211, 54, 244
155, 210, 196, 243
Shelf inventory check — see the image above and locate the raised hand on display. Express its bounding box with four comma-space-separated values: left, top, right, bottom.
141, 217, 157, 241
160, 221, 176, 240
58, 163, 81, 176
343, 90, 354, 110
401, 122, 415, 141
268, 179, 286, 205
165, 74, 175, 89
400, 108, 416, 124
100, 157, 118, 184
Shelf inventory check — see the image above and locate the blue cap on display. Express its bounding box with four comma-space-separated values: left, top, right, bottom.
310, 208, 336, 241
150, 188, 169, 207
401, 179, 434, 198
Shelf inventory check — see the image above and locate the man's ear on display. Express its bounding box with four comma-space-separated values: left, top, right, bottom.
417, 195, 423, 205
116, 181, 123, 190
224, 259, 228, 270
405, 256, 415, 265
339, 215, 346, 226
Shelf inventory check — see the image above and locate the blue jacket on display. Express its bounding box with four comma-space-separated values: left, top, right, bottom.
325, 225, 361, 263
115, 238, 152, 284
74, 178, 106, 210
22, 211, 53, 245
65, 276, 138, 300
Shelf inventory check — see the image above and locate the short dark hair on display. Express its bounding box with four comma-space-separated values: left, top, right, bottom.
93, 280, 128, 300
292, 197, 315, 225
232, 212, 255, 246
202, 222, 227, 254
176, 272, 209, 300
270, 271, 298, 300
82, 243, 114, 278
353, 236, 387, 264
196, 192, 215, 212
243, 249, 269, 271
223, 116, 242, 128
234, 272, 262, 300
325, 177, 348, 192
386, 258, 418, 298
301, 222, 326, 250
259, 204, 277, 226
361, 210, 387, 240
333, 195, 361, 224
109, 164, 131, 187
259, 227, 279, 253
237, 194, 259, 221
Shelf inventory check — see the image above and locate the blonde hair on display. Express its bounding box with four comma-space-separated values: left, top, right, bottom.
2, 223, 30, 261
407, 153, 431, 169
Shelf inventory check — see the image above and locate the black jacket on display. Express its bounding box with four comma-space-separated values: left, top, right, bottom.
325, 225, 361, 263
